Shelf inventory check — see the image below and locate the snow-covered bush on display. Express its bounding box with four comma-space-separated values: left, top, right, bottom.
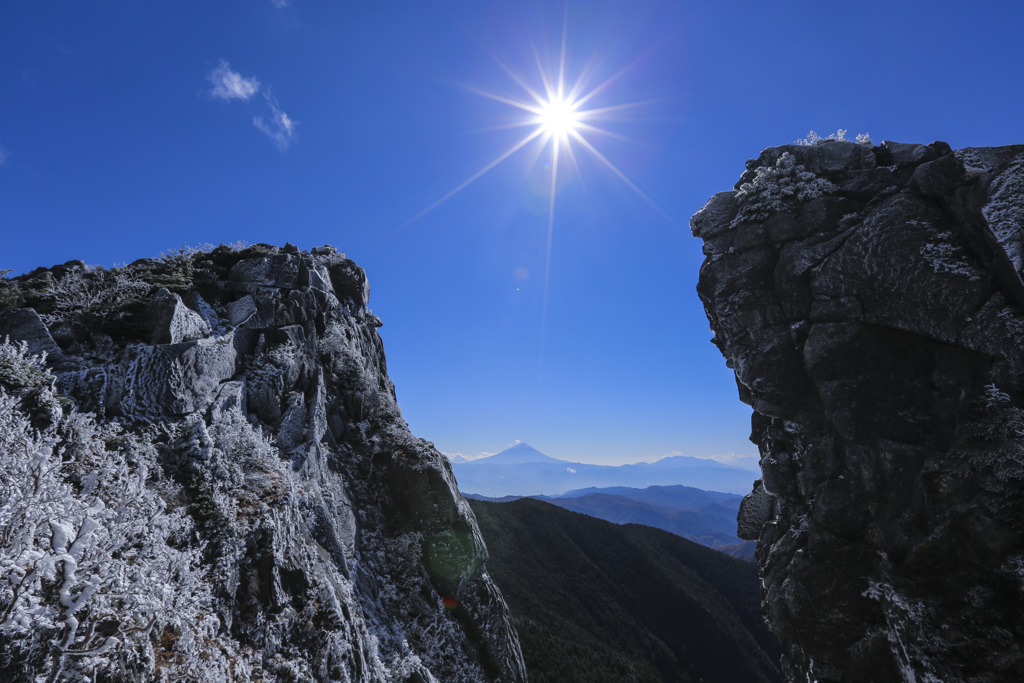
0, 340, 250, 680
0, 338, 62, 430
734, 152, 836, 222
0, 338, 51, 392
45, 265, 151, 326
796, 129, 871, 146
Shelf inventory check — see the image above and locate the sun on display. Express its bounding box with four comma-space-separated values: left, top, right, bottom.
536, 95, 580, 140
401, 40, 663, 232
392, 17, 675, 366
396, 14, 672, 356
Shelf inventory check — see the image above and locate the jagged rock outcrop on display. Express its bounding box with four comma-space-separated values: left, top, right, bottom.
692, 141, 1024, 682
0, 244, 526, 682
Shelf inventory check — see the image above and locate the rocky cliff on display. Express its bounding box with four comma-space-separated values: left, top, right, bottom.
692, 141, 1024, 681
0, 244, 527, 682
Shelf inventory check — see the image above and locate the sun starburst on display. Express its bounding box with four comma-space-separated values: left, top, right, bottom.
397, 13, 672, 364
400, 17, 667, 231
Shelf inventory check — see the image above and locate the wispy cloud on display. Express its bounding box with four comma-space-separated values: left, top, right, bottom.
253, 96, 298, 151
271, 0, 290, 8
0, 145, 8, 165
206, 62, 298, 151
207, 60, 260, 101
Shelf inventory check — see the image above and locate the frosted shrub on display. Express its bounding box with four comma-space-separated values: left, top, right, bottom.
45, 265, 150, 325
0, 338, 63, 430
0, 341, 248, 680
735, 152, 836, 222
160, 241, 248, 260
0, 338, 51, 391
796, 129, 871, 146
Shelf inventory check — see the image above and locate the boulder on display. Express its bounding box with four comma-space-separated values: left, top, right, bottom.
147, 287, 211, 344
694, 140, 1024, 682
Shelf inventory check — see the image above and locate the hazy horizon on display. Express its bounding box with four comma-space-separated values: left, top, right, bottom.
443, 440, 761, 472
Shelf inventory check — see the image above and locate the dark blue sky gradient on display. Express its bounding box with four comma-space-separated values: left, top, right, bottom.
2, 0, 1022, 465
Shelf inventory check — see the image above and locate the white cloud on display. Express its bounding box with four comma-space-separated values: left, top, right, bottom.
253, 97, 298, 151
443, 451, 494, 463
207, 60, 260, 101
271, 0, 290, 7
566, 467, 576, 474
0, 146, 8, 165
206, 62, 298, 151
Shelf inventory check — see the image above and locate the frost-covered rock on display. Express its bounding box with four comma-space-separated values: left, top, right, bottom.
147, 287, 211, 344
693, 141, 1024, 682
0, 244, 526, 682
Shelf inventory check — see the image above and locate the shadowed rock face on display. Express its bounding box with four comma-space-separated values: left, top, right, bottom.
692, 141, 1024, 682
0, 244, 526, 682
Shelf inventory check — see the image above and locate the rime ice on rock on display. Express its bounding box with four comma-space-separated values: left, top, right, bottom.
0, 244, 526, 682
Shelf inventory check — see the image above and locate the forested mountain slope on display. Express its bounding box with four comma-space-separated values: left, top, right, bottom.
470, 498, 781, 683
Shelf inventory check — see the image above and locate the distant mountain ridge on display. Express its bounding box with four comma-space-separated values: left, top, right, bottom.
556, 484, 739, 506
466, 483, 749, 552
451, 442, 757, 496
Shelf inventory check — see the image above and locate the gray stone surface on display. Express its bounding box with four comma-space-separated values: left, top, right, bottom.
147, 287, 211, 344
0, 308, 62, 358
693, 140, 1024, 682
0, 245, 526, 682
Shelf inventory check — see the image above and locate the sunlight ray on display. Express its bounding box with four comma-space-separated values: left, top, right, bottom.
573, 122, 661, 151
557, 5, 568, 101
397, 128, 546, 231
571, 43, 664, 110
485, 54, 548, 107
569, 129, 677, 226
531, 42, 556, 104
539, 137, 561, 371
523, 134, 549, 170
577, 96, 675, 118
562, 49, 597, 104
471, 120, 551, 134
460, 85, 543, 114
560, 136, 584, 180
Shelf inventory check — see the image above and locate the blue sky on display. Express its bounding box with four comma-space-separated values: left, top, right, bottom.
2, 1, 1023, 467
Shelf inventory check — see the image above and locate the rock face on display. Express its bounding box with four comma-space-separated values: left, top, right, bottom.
692, 141, 1024, 682
0, 244, 526, 682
